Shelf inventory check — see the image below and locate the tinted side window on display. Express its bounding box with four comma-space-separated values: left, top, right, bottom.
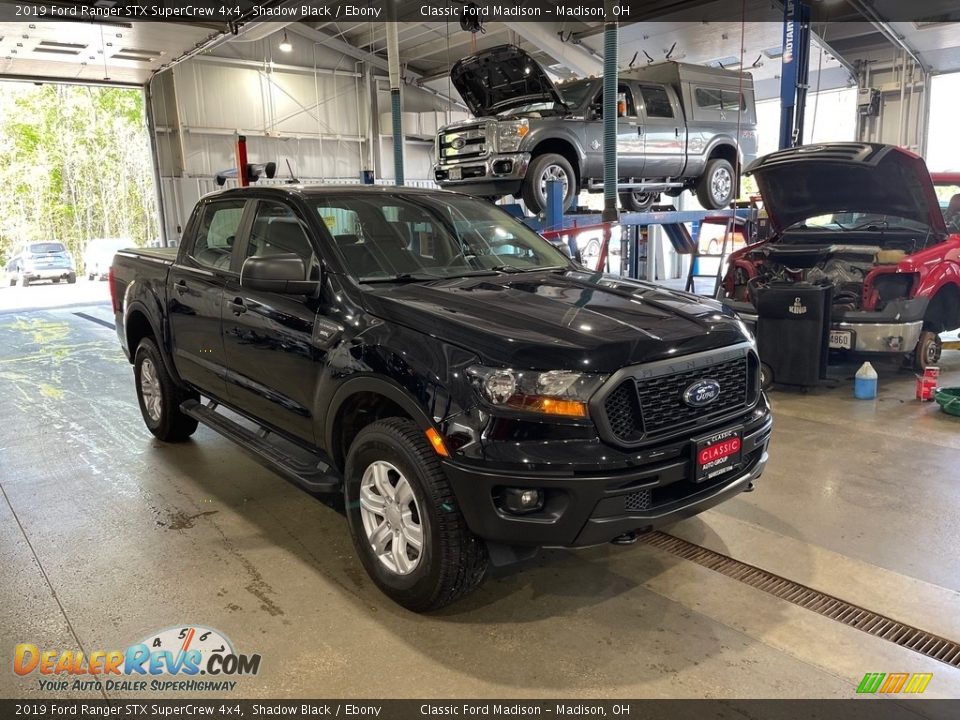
247, 201, 319, 280
640, 86, 674, 118
192, 201, 245, 271
695, 88, 745, 112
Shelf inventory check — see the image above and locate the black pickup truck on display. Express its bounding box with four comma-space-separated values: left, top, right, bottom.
111, 185, 772, 611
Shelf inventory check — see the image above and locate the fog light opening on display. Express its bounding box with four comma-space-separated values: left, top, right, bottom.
492, 160, 513, 175
499, 487, 544, 515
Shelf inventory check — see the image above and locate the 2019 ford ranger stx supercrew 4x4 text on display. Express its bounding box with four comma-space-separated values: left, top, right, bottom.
111, 185, 772, 611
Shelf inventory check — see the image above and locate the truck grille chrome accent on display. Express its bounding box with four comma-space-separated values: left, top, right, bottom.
438, 124, 489, 162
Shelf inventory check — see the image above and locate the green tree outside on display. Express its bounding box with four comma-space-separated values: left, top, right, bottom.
0, 82, 159, 270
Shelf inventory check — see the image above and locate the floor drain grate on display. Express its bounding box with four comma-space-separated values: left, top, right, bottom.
642, 531, 960, 668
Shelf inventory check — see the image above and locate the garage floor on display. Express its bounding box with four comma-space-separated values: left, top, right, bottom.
3, 294, 960, 700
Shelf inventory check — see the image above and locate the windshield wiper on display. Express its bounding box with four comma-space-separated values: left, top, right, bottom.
360, 273, 436, 283
490, 265, 523, 273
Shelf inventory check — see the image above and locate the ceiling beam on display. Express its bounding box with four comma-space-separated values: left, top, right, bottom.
503, 23, 603, 77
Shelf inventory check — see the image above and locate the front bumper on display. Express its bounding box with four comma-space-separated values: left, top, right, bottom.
434, 152, 530, 197
734, 308, 923, 354
442, 409, 772, 548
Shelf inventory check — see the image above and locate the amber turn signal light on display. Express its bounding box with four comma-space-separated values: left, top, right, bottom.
425, 428, 450, 457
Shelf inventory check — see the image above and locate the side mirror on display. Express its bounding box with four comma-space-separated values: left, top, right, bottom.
588, 106, 602, 121
240, 253, 320, 294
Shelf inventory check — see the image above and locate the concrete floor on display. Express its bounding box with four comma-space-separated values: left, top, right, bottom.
2, 291, 960, 701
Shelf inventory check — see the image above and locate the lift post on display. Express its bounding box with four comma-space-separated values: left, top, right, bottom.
779, 0, 812, 149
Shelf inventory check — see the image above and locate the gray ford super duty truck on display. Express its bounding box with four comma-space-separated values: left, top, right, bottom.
434, 45, 758, 214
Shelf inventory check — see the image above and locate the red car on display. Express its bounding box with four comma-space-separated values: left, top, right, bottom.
721, 143, 960, 370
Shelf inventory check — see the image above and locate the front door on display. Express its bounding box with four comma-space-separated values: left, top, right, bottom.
167, 198, 248, 401
637, 84, 686, 178
222, 199, 325, 443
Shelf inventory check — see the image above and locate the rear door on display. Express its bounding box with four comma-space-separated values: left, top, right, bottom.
637, 84, 686, 177
167, 198, 249, 401
222, 199, 325, 442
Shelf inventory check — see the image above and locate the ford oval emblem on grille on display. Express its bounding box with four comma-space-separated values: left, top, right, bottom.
451, 137, 466, 149
682, 379, 721, 407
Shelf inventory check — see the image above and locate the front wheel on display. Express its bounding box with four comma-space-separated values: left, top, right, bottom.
522, 153, 576, 215
134, 337, 199, 441
619, 191, 659, 212
344, 418, 488, 612
67, 273, 77, 284
696, 158, 736, 209
913, 330, 942, 371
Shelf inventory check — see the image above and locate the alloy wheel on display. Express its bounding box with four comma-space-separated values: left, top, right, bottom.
711, 167, 732, 204
359, 460, 424, 575
140, 357, 163, 423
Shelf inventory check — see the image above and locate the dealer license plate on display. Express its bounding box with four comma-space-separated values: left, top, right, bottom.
448, 166, 462, 181
694, 427, 743, 483
829, 330, 853, 350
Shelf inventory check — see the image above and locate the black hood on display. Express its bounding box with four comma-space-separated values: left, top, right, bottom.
747, 143, 947, 234
361, 271, 749, 374
450, 44, 567, 118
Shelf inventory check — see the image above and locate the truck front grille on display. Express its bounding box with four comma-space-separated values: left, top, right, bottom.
599, 352, 757, 446
438, 124, 489, 162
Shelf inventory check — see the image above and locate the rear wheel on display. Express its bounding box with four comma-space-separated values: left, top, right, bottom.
344, 418, 488, 612
522, 153, 576, 214
21, 276, 30, 287
696, 158, 736, 209
619, 191, 659, 212
134, 337, 199, 442
67, 273, 77, 284
51, 278, 60, 284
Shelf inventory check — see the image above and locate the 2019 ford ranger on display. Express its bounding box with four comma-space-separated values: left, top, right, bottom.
721, 143, 960, 370
111, 185, 771, 611
434, 45, 758, 214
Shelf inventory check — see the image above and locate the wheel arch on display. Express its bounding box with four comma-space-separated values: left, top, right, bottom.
325, 376, 435, 471
529, 137, 582, 187
124, 301, 186, 388
922, 282, 960, 332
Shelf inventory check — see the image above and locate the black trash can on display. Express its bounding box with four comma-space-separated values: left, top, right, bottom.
754, 282, 833, 388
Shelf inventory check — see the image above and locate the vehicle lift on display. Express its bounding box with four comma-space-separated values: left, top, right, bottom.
515, 180, 754, 296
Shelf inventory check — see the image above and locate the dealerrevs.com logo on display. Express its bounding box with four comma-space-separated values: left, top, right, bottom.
14, 625, 261, 693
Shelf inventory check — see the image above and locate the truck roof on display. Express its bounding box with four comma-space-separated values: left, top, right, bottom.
207, 184, 452, 201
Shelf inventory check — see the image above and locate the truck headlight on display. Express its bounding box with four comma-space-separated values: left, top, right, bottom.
496, 120, 529, 153
467, 365, 606, 418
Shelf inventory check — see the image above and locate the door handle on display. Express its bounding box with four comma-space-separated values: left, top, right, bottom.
675, 127, 680, 138
173, 280, 188, 295
637, 127, 643, 136
228, 298, 247, 315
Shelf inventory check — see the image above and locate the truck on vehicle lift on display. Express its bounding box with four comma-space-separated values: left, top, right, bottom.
721, 143, 960, 372
111, 185, 772, 611
433, 45, 758, 214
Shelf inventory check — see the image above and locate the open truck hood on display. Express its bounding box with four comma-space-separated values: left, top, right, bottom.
746, 143, 947, 235
450, 44, 567, 118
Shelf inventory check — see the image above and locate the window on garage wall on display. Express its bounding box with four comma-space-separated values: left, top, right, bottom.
926, 72, 960, 172
754, 87, 857, 158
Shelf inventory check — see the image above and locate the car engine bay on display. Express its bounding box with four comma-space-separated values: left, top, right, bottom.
726, 231, 929, 312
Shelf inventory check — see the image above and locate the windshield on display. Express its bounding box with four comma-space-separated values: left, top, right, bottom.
558, 80, 596, 108
29, 242, 67, 254
311, 193, 570, 282
789, 213, 930, 233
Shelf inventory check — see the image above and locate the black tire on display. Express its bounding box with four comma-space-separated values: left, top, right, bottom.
619, 191, 659, 212
696, 158, 736, 209
10, 276, 17, 287
51, 278, 60, 284
133, 337, 199, 442
88, 273, 96, 281
67, 273, 77, 284
760, 362, 774, 391
21, 277, 30, 287
913, 329, 942, 371
522, 153, 576, 214
344, 418, 488, 612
